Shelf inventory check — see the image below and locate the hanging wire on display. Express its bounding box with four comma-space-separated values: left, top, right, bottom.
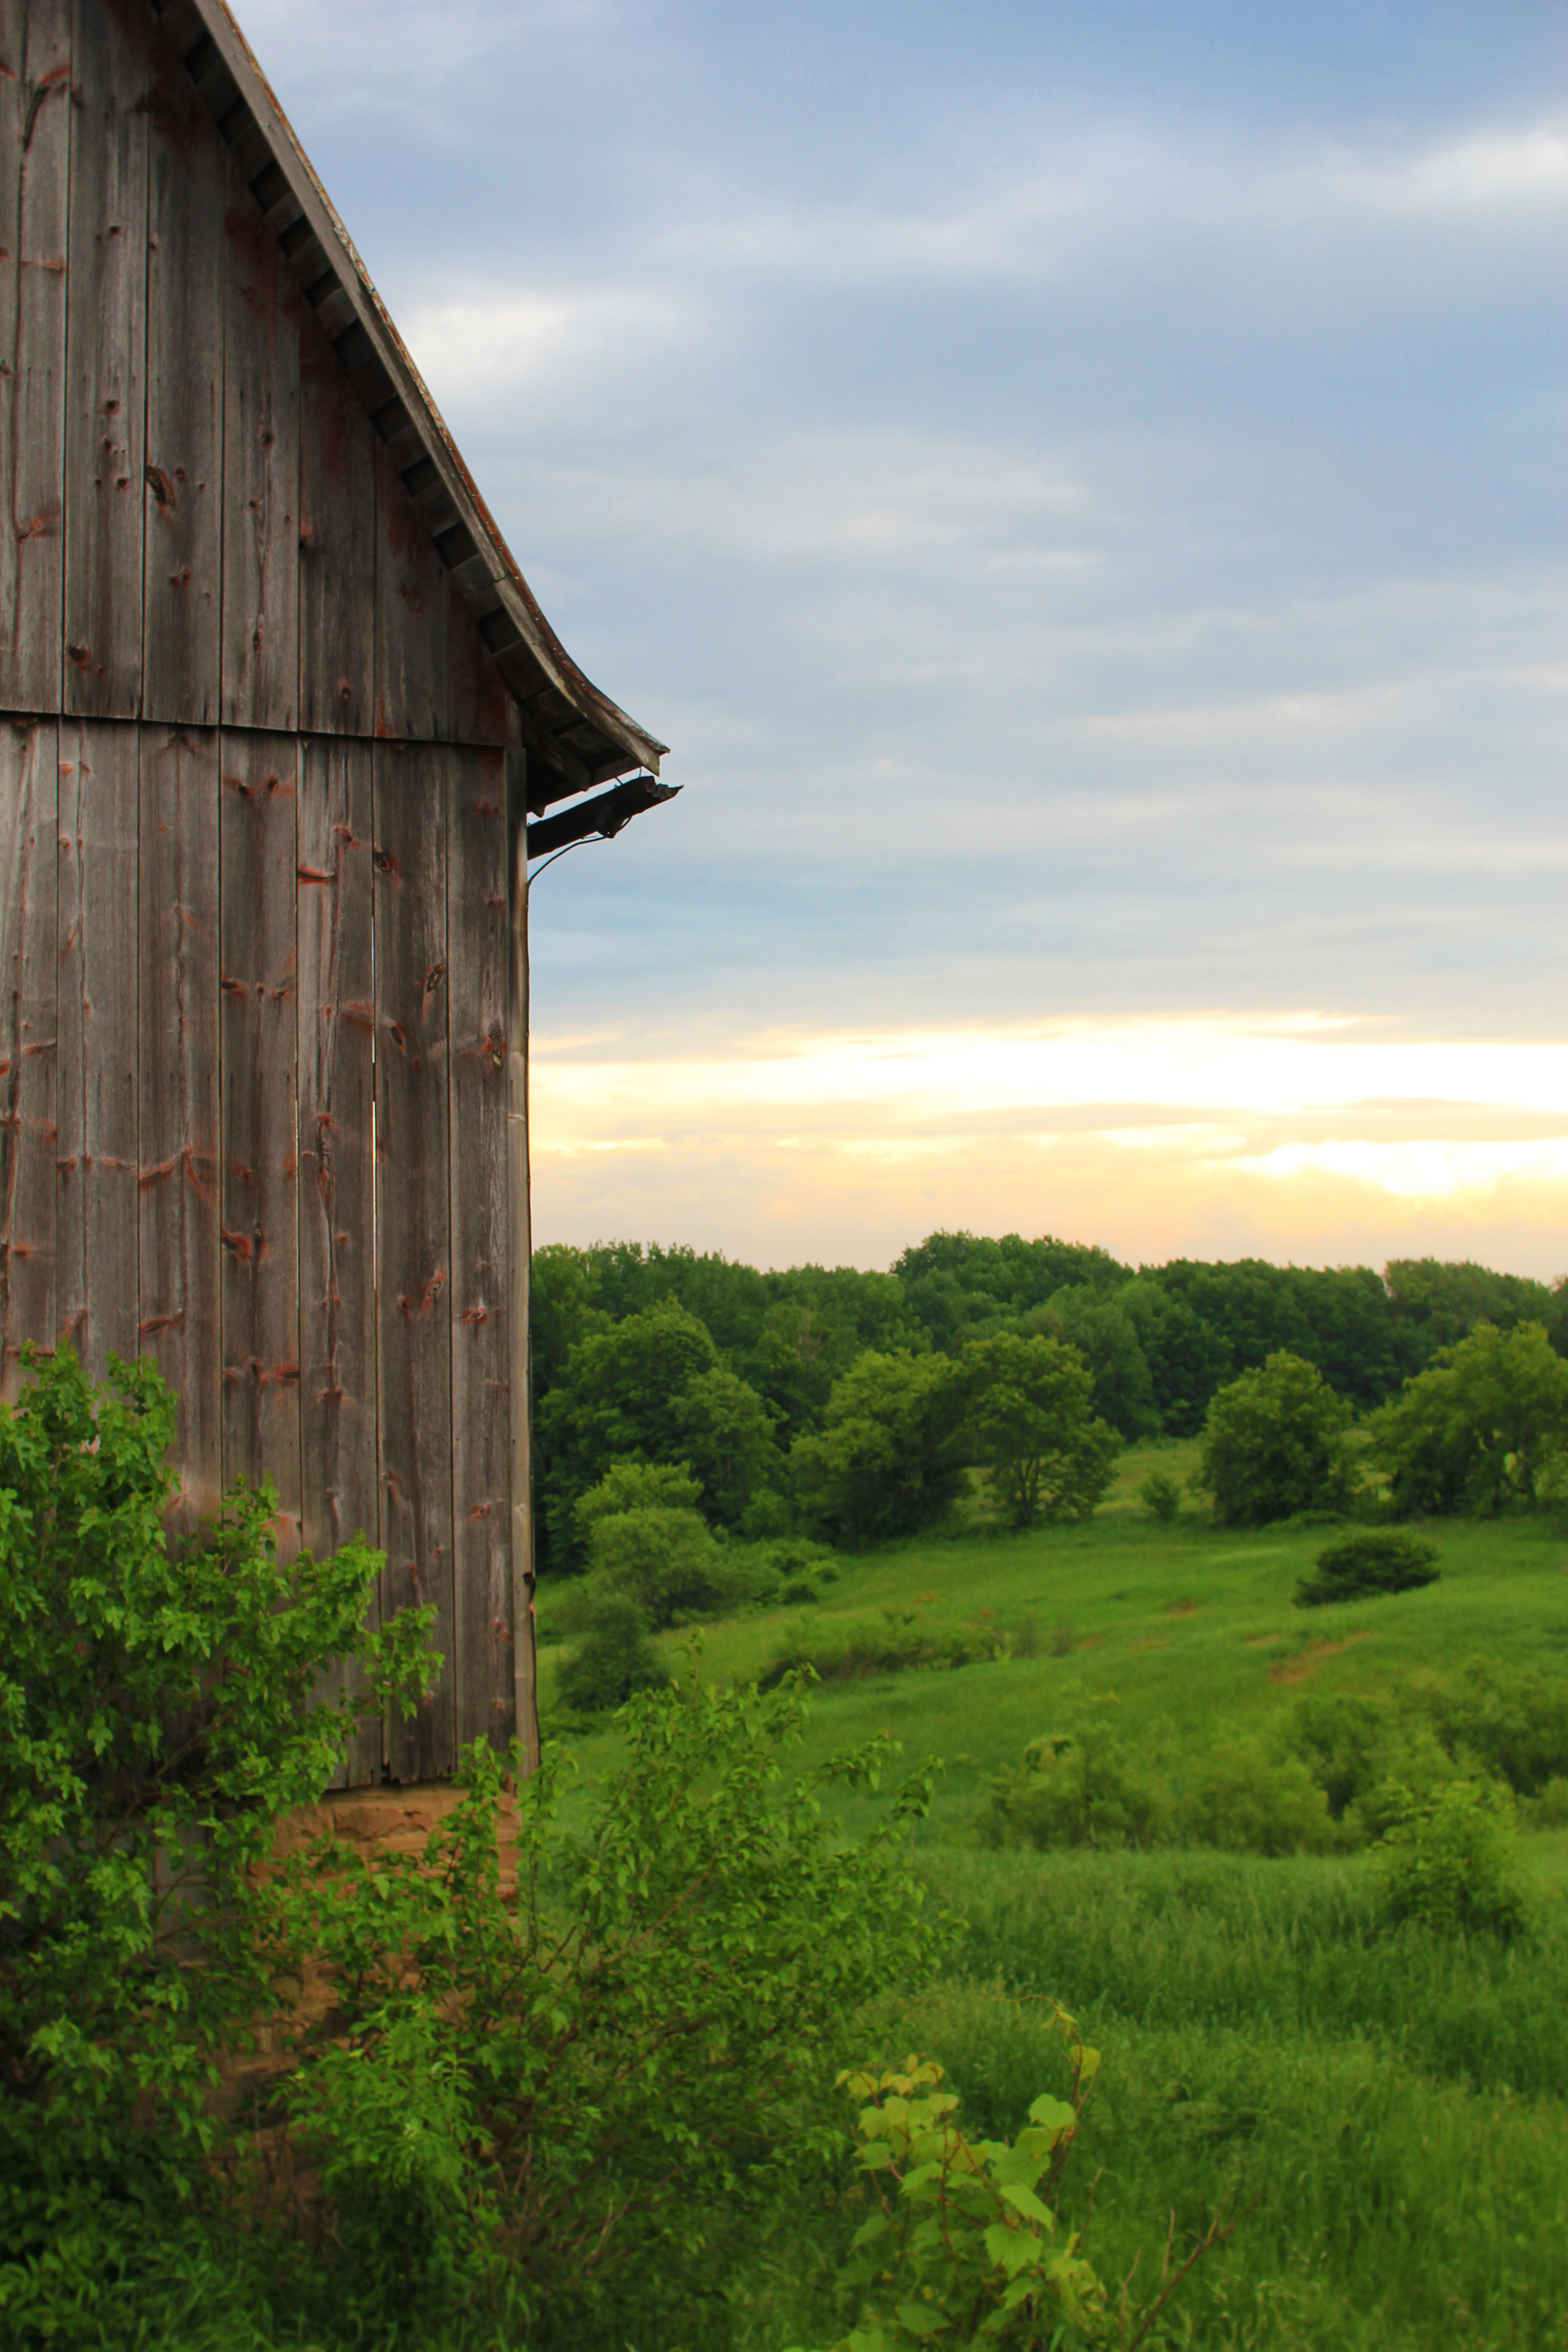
527, 831, 612, 884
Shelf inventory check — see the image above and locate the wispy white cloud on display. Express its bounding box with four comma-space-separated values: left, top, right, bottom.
402, 284, 696, 405
1321, 123, 1568, 216
1231, 1137, 1568, 1197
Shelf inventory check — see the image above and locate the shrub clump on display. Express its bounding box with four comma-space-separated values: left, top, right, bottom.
1136, 1467, 1183, 1524
763, 1608, 1029, 1689
979, 1728, 1171, 1852
1294, 1528, 1440, 1608
554, 1589, 666, 1713
1374, 1778, 1529, 1939
0, 1347, 435, 2334
1175, 1739, 1339, 1856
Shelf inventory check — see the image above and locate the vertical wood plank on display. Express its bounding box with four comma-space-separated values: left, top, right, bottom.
372, 439, 445, 743
447, 745, 513, 1755
220, 171, 299, 731
63, 0, 148, 720
219, 727, 299, 1545
298, 732, 380, 1785
56, 717, 137, 1378
506, 753, 538, 1771
142, 24, 223, 724
446, 576, 509, 749
138, 724, 220, 1542
0, 717, 57, 1393
0, 0, 70, 715
374, 740, 455, 1780
298, 306, 373, 735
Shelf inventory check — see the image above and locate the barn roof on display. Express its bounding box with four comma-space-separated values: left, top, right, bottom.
153, 0, 668, 812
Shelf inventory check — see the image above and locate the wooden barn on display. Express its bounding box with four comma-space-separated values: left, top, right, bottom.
0, 0, 673, 1783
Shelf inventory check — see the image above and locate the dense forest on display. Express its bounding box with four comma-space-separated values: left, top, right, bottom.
531, 1233, 1568, 1571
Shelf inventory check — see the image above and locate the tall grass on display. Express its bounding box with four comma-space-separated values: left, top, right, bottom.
882, 1979, 1568, 2352
923, 1844, 1568, 2097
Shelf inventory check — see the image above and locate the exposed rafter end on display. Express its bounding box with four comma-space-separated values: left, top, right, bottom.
526, 775, 681, 861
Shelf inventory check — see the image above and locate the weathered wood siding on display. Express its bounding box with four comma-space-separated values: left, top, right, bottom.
0, 0, 531, 1781
0, 0, 510, 751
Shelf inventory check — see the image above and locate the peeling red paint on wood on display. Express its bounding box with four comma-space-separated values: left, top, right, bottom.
449, 747, 514, 1754
0, 0, 69, 712
0, 718, 57, 1397
376, 741, 455, 1781
138, 725, 220, 1543
299, 734, 380, 1786
57, 718, 138, 1379
63, 0, 147, 722
220, 165, 299, 729
142, 11, 222, 723
220, 727, 299, 1543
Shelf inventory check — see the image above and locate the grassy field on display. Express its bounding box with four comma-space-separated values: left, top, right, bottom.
537, 1446, 1568, 2351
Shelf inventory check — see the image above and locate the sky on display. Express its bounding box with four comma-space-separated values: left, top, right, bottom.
244, 0, 1568, 1279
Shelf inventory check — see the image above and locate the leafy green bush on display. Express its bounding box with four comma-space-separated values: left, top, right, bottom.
979, 1728, 1170, 1852
574, 1455, 706, 1533
765, 1610, 992, 1688
0, 1346, 432, 2338
1, 1343, 948, 2349
814, 2048, 1101, 2348
576, 1500, 736, 1627
1136, 1468, 1183, 1524
555, 1588, 666, 1712
1374, 1779, 1529, 1939
806, 2028, 1238, 2352
1176, 1740, 1339, 1856
1423, 1658, 1568, 1798
1281, 1691, 1460, 1840
1529, 1775, 1568, 1829
276, 1671, 942, 2347
1294, 1528, 1440, 1608
1192, 1351, 1356, 1527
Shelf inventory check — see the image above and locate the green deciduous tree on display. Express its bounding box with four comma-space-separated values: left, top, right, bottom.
573, 1504, 733, 1629
957, 1333, 1121, 1529
1118, 1275, 1235, 1437
673, 1363, 781, 1526
790, 1351, 965, 1545
1034, 1288, 1158, 1440
1192, 1350, 1354, 1527
539, 1300, 776, 1566
1369, 1320, 1568, 1519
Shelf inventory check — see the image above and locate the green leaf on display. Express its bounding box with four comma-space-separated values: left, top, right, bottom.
984, 2222, 1040, 2278
1026, 2094, 1077, 2135
894, 2303, 946, 2339
998, 2180, 1053, 2225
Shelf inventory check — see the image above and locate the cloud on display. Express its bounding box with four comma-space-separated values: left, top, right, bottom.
402, 284, 695, 409
524, 1014, 1568, 1276
1230, 1137, 1568, 1198
1324, 123, 1568, 217
524, 434, 1088, 563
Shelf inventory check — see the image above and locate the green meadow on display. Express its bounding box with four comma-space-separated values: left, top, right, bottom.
538, 1446, 1568, 2352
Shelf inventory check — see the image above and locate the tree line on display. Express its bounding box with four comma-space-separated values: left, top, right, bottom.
531, 1231, 1568, 1570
